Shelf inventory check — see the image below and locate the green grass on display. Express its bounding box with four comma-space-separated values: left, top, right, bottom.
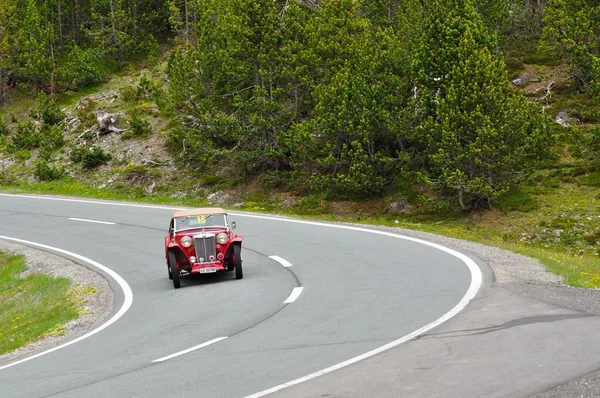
0, 251, 81, 355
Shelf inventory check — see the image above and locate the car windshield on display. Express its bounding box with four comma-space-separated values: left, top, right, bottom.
175, 214, 226, 230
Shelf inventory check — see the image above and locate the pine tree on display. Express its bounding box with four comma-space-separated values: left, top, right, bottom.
412, 0, 551, 210
0, 0, 17, 102
542, 0, 600, 92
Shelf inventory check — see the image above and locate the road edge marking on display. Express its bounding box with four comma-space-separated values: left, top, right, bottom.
283, 287, 303, 304
0, 236, 134, 371
269, 255, 293, 268
0, 192, 483, 390
151, 337, 228, 363
68, 217, 116, 225
243, 228, 482, 397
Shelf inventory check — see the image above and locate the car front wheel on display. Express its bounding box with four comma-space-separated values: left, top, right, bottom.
169, 250, 181, 289
233, 244, 243, 280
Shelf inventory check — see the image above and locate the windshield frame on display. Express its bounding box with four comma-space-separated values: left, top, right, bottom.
172, 213, 228, 233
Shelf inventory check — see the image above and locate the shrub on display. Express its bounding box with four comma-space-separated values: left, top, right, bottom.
32, 94, 65, 125
70, 146, 112, 168
40, 124, 65, 152
81, 147, 112, 169
34, 160, 63, 181
10, 122, 42, 150
124, 109, 151, 139
69, 146, 86, 163
0, 116, 8, 136
14, 150, 31, 161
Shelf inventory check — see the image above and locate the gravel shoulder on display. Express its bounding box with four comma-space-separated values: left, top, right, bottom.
0, 240, 114, 367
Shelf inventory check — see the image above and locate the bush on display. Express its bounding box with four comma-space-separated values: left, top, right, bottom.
32, 94, 65, 125
0, 116, 8, 136
124, 109, 151, 139
34, 160, 63, 181
14, 150, 31, 161
70, 146, 112, 168
69, 146, 86, 163
40, 124, 65, 152
10, 122, 42, 150
81, 147, 112, 169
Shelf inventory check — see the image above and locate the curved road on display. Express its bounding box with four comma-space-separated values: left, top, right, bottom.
0, 194, 480, 398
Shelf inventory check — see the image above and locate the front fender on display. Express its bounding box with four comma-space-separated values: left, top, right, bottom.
225, 237, 243, 259
166, 244, 189, 267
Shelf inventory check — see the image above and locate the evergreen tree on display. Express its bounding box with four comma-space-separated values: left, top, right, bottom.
0, 0, 17, 102
412, 0, 551, 209
542, 0, 600, 92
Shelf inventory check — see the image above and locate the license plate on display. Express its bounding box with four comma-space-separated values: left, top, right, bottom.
199, 267, 217, 274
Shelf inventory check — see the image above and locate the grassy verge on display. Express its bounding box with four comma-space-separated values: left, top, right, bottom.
2, 179, 600, 289
0, 251, 94, 355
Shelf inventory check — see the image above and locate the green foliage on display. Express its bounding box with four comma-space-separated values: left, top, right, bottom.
71, 146, 112, 169
569, 126, 600, 171
542, 0, 600, 92
10, 122, 41, 150
32, 94, 65, 125
124, 109, 151, 139
14, 150, 31, 161
411, 0, 552, 210
59, 46, 108, 89
0, 115, 8, 136
82, 147, 111, 169
34, 160, 63, 181
39, 124, 65, 152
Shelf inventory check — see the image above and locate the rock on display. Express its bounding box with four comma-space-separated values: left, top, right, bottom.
555, 111, 577, 128
145, 181, 156, 194
207, 190, 231, 206
233, 202, 245, 208
511, 75, 530, 86
389, 200, 409, 213
0, 159, 14, 170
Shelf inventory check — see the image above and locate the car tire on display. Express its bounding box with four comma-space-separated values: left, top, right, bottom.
234, 244, 243, 280
169, 250, 181, 289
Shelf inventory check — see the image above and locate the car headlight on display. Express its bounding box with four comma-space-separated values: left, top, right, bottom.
181, 236, 192, 248
217, 233, 228, 245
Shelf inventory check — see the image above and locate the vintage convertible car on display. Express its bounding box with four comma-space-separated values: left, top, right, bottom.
165, 207, 243, 289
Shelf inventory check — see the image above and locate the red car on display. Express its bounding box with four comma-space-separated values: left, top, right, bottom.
165, 208, 243, 289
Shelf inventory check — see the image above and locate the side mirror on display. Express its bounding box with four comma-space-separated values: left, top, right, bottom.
231, 221, 236, 230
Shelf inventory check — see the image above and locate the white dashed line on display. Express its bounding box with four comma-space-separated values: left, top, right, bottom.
68, 217, 115, 225
269, 255, 293, 267
284, 287, 303, 304
152, 337, 228, 363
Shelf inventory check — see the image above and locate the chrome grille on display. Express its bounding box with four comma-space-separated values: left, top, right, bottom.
194, 234, 216, 263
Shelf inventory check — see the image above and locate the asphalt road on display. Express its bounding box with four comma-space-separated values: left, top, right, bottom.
0, 194, 477, 398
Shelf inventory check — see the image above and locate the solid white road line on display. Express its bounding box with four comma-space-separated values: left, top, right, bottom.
151, 337, 228, 363
283, 287, 303, 304
0, 193, 483, 394
68, 217, 116, 225
269, 255, 293, 267
0, 236, 133, 371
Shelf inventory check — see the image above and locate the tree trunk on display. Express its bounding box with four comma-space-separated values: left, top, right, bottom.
184, 0, 189, 43
57, 0, 63, 45
458, 190, 469, 211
